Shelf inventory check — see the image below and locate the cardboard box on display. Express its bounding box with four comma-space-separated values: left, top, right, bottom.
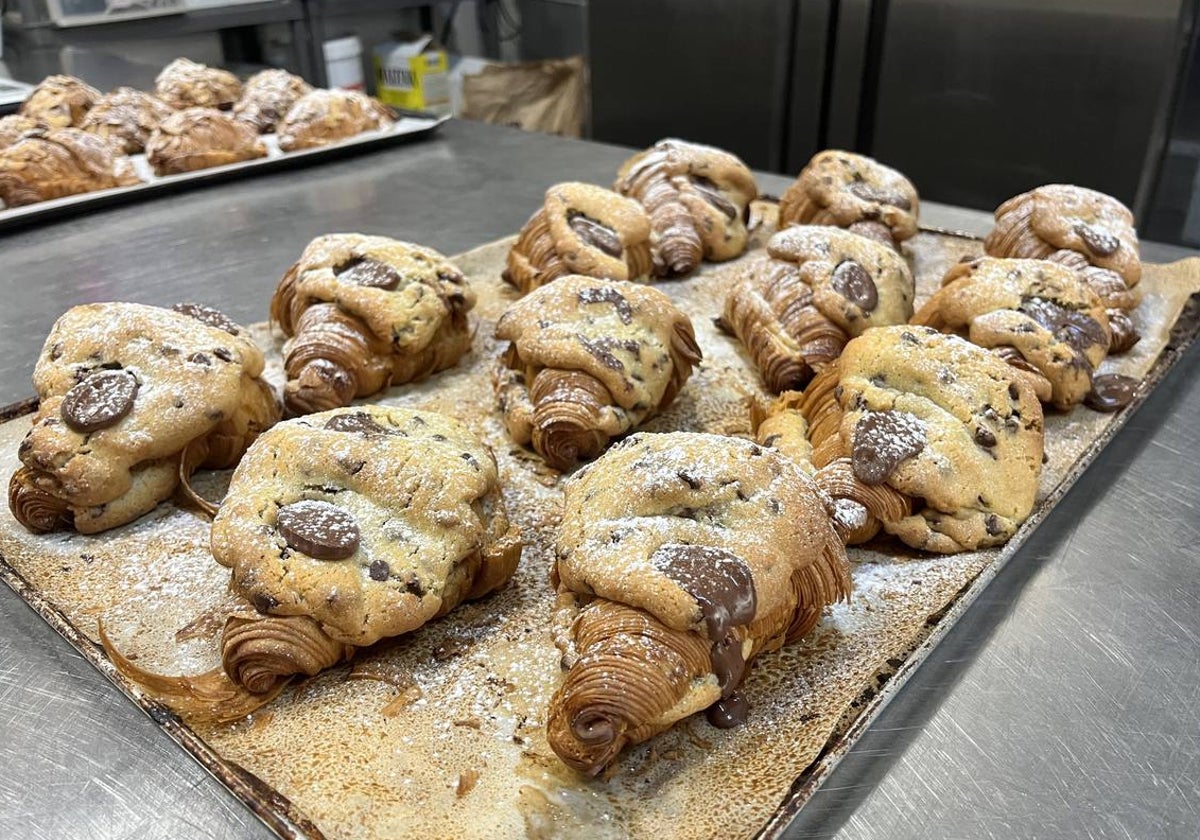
374, 36, 450, 114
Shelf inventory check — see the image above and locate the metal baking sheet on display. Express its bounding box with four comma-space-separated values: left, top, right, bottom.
0, 226, 1197, 840
0, 114, 448, 232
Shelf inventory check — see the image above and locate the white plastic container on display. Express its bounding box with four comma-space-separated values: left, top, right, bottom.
323, 36, 364, 91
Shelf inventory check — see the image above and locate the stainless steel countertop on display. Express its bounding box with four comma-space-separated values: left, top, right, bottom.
1, 119, 1197, 840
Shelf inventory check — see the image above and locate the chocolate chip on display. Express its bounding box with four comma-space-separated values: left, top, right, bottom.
1008, 382, 1020, 400
985, 514, 1003, 536
173, 302, 240, 335
832, 260, 878, 312
60, 369, 138, 432
567, 212, 623, 257
369, 559, 390, 581
336, 257, 404, 290
324, 412, 388, 435
213, 347, 233, 362
1018, 297, 1108, 355
974, 427, 997, 448
900, 331, 920, 345
1085, 373, 1139, 412
188, 352, 211, 366
1074, 223, 1120, 257
275, 500, 360, 560
851, 410, 926, 486
691, 175, 738, 220
677, 469, 702, 490
762, 434, 782, 448
252, 592, 279, 614
576, 285, 634, 324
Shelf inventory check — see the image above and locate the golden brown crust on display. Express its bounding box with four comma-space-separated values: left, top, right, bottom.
984, 184, 1141, 288
548, 431, 850, 774
155, 58, 242, 110
504, 182, 654, 293
721, 226, 913, 393
19, 75, 100, 128
145, 108, 267, 175
615, 138, 758, 277
276, 89, 392, 151
0, 128, 139, 207
778, 150, 919, 244
493, 276, 700, 469
80, 88, 174, 154
233, 69, 314, 133
270, 233, 475, 416
0, 114, 43, 149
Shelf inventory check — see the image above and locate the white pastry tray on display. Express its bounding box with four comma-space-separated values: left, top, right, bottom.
0, 114, 448, 231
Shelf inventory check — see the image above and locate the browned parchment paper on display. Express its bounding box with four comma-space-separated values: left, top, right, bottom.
1, 224, 1198, 840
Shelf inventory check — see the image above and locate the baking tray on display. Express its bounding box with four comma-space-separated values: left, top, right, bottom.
0, 225, 1197, 840
0, 114, 448, 233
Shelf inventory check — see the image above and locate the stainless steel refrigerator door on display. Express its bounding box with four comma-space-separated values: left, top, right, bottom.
861, 0, 1186, 211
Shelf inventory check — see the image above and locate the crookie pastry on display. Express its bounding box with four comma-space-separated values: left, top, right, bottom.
270, 234, 474, 416
105, 406, 522, 721
145, 108, 267, 175
277, 89, 393, 151
614, 138, 758, 277
547, 431, 850, 774
493, 276, 701, 470
720, 225, 914, 393
233, 69, 313, 134
9, 302, 279, 534
80, 88, 175, 154
504, 182, 654, 293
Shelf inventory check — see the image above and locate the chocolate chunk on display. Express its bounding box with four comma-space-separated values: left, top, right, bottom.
567, 212, 623, 257
974, 427, 997, 448
324, 412, 388, 436
677, 469, 702, 490
832, 260, 878, 312
706, 691, 749, 729
252, 592, 279, 614
1085, 373, 1139, 412
60, 369, 138, 432
851, 410, 927, 486
337, 257, 403, 290
369, 559, 390, 581
1074, 223, 1120, 257
985, 514, 1003, 536
275, 500, 360, 560
847, 180, 911, 211
691, 176, 738, 220
651, 543, 757, 642
847, 220, 896, 249
1018, 297, 1108, 355
578, 336, 629, 371
173, 302, 240, 335
213, 347, 234, 362
576, 285, 633, 324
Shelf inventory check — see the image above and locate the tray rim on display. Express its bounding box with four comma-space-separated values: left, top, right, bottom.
1, 267, 1197, 840
0, 113, 448, 235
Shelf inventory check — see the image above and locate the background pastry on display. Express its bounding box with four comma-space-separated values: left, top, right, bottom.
145, 108, 267, 175
547, 431, 850, 774
914, 257, 1113, 409
778, 150, 919, 248
233, 69, 314, 134
794, 325, 1044, 553
9, 302, 279, 534
19, 74, 100, 128
0, 114, 42, 149
155, 57, 242, 110
615, 138, 758, 277
80, 87, 174, 154
270, 233, 474, 416
720, 225, 914, 393
276, 89, 392, 151
493, 275, 700, 470
503, 181, 653, 293
0, 128, 139, 207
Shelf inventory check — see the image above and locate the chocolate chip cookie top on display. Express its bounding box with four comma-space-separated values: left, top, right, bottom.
915, 257, 1111, 409
211, 406, 522, 647
556, 431, 846, 641
779, 150, 920, 242
985, 184, 1141, 288
20, 302, 269, 511
155, 57, 242, 111
813, 325, 1044, 553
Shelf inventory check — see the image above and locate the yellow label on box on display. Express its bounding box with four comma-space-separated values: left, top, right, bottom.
375, 50, 450, 111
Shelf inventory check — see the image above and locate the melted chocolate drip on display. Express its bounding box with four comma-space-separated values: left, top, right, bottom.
831, 260, 879, 312
275, 500, 360, 560
691, 176, 738, 221
1018, 297, 1108, 356
567, 212, 623, 257
652, 543, 757, 641
1085, 373, 1139, 412
336, 257, 403, 290
851, 410, 927, 486
706, 691, 749, 729
60, 369, 139, 432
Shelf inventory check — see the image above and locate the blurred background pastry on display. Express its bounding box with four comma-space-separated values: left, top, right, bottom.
233, 69, 314, 134
145, 108, 267, 175
154, 57, 242, 111
79, 87, 173, 155
0, 128, 139, 206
